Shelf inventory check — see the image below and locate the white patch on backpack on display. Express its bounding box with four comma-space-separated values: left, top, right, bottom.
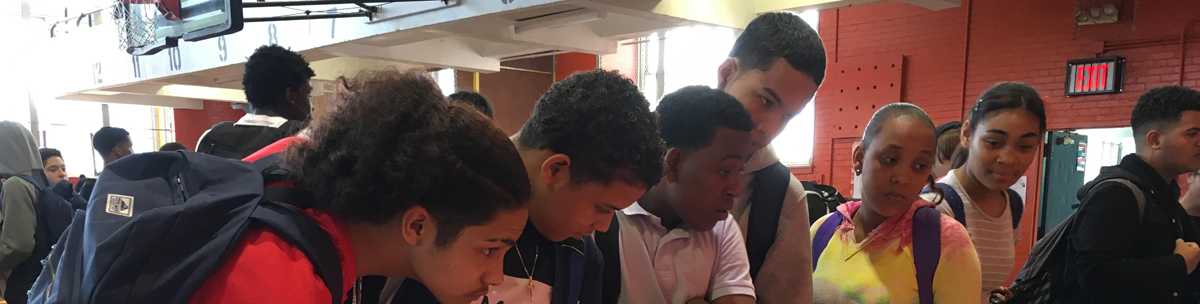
106, 194, 134, 217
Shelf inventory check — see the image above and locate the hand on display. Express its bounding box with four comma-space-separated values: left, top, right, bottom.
989, 286, 1013, 303
1175, 238, 1200, 274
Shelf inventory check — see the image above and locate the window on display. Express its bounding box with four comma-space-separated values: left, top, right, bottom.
433, 69, 457, 96
635, 10, 820, 166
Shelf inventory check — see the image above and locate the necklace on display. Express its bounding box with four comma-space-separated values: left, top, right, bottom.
513, 240, 539, 300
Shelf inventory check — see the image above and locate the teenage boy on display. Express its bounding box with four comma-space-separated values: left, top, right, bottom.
715, 11, 827, 304
1064, 86, 1200, 304
603, 86, 758, 304
197, 45, 314, 159
382, 70, 665, 304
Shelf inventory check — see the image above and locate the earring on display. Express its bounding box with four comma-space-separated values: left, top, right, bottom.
855, 169, 862, 175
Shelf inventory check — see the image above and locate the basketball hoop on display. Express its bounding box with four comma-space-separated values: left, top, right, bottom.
112, 0, 181, 54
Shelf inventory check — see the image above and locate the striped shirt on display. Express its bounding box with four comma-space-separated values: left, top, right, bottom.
921, 170, 1022, 304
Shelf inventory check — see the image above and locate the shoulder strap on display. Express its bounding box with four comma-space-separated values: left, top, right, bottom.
1005, 189, 1024, 229
1105, 179, 1146, 220
933, 183, 966, 228
746, 162, 790, 279
810, 211, 844, 270
595, 215, 622, 304
15, 174, 46, 191
250, 202, 343, 304
912, 207, 942, 304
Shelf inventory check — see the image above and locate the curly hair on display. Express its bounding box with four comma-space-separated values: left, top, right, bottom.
515, 70, 665, 189
242, 45, 316, 109
729, 11, 827, 85
1132, 85, 1200, 140
286, 69, 530, 246
657, 86, 755, 150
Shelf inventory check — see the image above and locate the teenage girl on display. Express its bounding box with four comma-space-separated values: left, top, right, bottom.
811, 103, 982, 304
920, 82, 1047, 303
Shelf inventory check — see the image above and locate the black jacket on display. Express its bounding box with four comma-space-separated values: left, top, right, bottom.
1064, 154, 1200, 304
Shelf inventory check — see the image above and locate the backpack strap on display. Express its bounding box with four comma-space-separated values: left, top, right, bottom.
1005, 189, 1024, 230
1105, 179, 1146, 221
746, 162, 790, 279
924, 183, 966, 228
810, 211, 844, 269
912, 207, 942, 304
595, 215, 622, 304
250, 202, 343, 304
14, 174, 46, 191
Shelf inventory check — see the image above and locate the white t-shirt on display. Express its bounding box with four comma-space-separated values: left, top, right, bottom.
615, 203, 755, 304
920, 170, 1022, 304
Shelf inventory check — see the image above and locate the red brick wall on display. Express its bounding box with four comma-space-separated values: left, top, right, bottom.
804, 0, 1200, 283
173, 100, 245, 151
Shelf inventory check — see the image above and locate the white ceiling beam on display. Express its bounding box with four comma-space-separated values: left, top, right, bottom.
320, 38, 502, 73
514, 9, 607, 34
58, 93, 205, 110
432, 20, 616, 55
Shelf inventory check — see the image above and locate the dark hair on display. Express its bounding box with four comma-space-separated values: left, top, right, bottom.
1131, 86, 1200, 140
729, 11, 827, 85
243, 45, 316, 109
935, 122, 962, 162
39, 148, 62, 165
287, 69, 531, 247
515, 70, 665, 189
860, 103, 942, 201
159, 142, 188, 152
950, 148, 969, 169
448, 90, 494, 118
967, 82, 1047, 133
92, 126, 130, 156
657, 86, 755, 150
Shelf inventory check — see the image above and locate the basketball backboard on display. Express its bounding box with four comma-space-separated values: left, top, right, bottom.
117, 0, 243, 55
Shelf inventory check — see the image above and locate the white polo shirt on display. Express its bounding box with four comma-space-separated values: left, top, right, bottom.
615, 203, 755, 304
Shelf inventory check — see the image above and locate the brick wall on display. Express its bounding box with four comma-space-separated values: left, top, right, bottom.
805, 0, 1200, 283
173, 100, 245, 151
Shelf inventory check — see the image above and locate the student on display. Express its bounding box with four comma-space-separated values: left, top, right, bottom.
39, 148, 67, 185
383, 70, 665, 304
159, 142, 188, 152
79, 126, 134, 200
1063, 85, 1200, 304
448, 90, 494, 118
811, 103, 981, 304
715, 12, 826, 303
0, 121, 48, 304
197, 45, 314, 159
604, 86, 757, 304
918, 83, 1046, 303
932, 121, 963, 179
188, 70, 533, 304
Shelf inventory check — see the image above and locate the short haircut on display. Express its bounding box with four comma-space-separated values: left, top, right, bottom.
657, 86, 755, 150
159, 142, 188, 152
39, 148, 62, 165
92, 127, 130, 156
968, 82, 1047, 133
242, 45, 316, 109
448, 90, 493, 118
1131, 86, 1200, 140
728, 11, 827, 86
935, 122, 962, 162
515, 70, 665, 189
287, 69, 530, 247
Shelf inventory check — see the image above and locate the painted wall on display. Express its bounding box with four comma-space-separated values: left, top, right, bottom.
799, 0, 1200, 282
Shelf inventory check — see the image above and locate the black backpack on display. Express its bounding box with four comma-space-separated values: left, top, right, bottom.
0, 174, 76, 304
1007, 178, 1144, 304
801, 181, 848, 225
197, 120, 306, 160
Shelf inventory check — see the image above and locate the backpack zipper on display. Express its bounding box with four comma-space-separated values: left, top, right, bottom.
177, 176, 187, 200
